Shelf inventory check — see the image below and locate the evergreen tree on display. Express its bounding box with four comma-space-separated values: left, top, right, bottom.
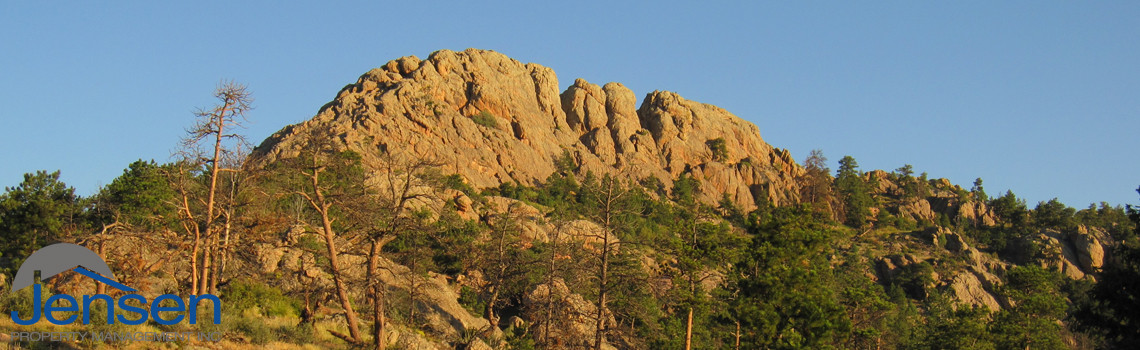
1032, 198, 1076, 231
894, 164, 914, 178
835, 251, 900, 349
577, 174, 641, 349
991, 265, 1066, 350
0, 170, 78, 273
90, 160, 177, 231
971, 178, 988, 203
835, 156, 872, 228
799, 149, 835, 213
476, 202, 538, 327
661, 174, 744, 350
1075, 202, 1134, 237
728, 205, 850, 349
918, 293, 995, 350
1074, 187, 1140, 347
267, 128, 367, 343
990, 190, 1029, 228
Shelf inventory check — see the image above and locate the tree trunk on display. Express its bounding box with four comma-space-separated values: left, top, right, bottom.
320, 208, 362, 343
216, 210, 232, 295
686, 221, 697, 350
199, 245, 211, 294
200, 103, 227, 296
685, 307, 693, 350
486, 223, 508, 328
544, 225, 560, 348
96, 237, 107, 295
735, 320, 741, 350
368, 240, 386, 349
485, 285, 501, 328
407, 256, 418, 325
180, 192, 201, 296
594, 234, 610, 350
213, 174, 237, 296
190, 231, 200, 295
592, 181, 622, 350
311, 170, 362, 344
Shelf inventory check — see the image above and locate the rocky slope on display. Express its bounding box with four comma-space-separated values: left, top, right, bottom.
239, 49, 1120, 348
251, 48, 802, 210
857, 172, 1113, 312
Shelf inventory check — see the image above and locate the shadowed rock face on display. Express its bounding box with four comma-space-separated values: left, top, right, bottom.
251, 48, 802, 210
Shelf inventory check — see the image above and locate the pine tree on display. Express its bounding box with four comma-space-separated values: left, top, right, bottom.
728, 204, 850, 348
0, 171, 78, 273
835, 156, 872, 228
798, 149, 835, 213
991, 265, 1066, 350
1074, 187, 1140, 347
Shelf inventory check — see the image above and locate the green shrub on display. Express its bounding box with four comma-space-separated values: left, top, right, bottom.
223, 279, 301, 318
505, 325, 537, 350
442, 174, 478, 197
893, 261, 935, 300
706, 138, 728, 161
281, 322, 316, 345
235, 317, 276, 345
471, 111, 499, 128
2, 284, 51, 319
458, 286, 485, 316
897, 216, 918, 231
877, 211, 898, 228
195, 307, 233, 339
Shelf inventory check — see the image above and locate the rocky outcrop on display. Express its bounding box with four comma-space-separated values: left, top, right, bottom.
1037, 227, 1113, 280
944, 231, 968, 253
251, 49, 802, 210
958, 201, 998, 227
950, 247, 1008, 310
863, 170, 997, 228
948, 271, 1001, 310
1071, 225, 1106, 271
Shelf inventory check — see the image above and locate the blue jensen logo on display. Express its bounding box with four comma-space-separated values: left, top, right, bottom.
8, 243, 220, 326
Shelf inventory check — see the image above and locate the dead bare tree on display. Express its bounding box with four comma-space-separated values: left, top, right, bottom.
177, 81, 252, 295
355, 151, 443, 349
214, 144, 250, 293
581, 174, 637, 350
541, 214, 572, 348
168, 158, 204, 295
478, 201, 531, 328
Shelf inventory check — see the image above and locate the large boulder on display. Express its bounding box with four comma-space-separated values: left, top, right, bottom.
1038, 230, 1086, 280
1071, 226, 1106, 272
948, 271, 1001, 311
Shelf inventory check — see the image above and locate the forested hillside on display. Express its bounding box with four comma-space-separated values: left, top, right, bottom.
1, 50, 1138, 350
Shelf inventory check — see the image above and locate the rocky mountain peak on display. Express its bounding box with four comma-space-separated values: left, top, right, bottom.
253, 48, 802, 209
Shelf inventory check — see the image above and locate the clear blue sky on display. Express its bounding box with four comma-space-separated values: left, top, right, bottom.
2, 2, 1138, 208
